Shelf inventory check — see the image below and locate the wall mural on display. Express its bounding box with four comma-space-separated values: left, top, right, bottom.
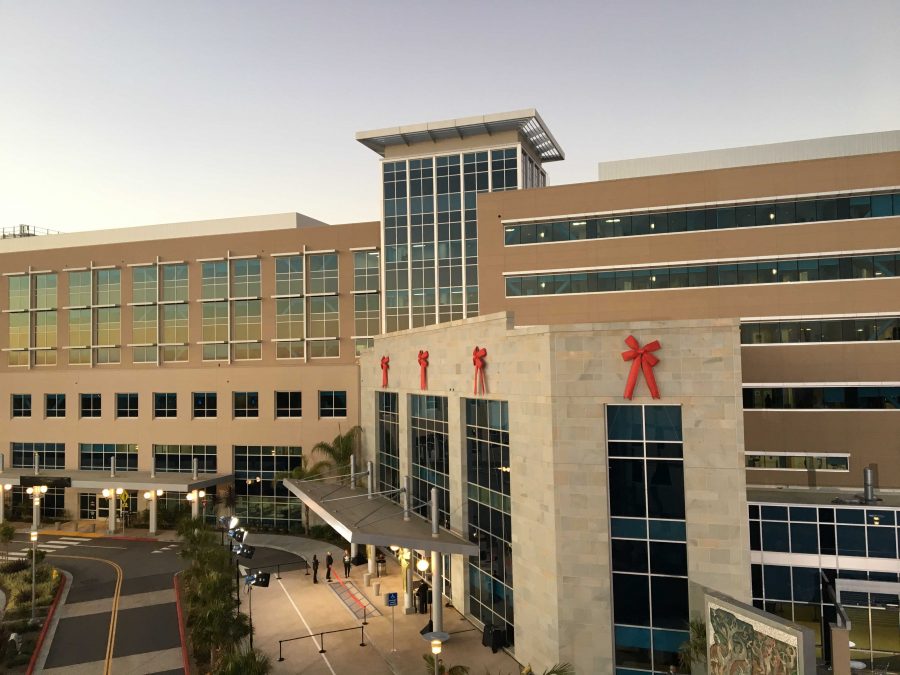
707, 600, 800, 675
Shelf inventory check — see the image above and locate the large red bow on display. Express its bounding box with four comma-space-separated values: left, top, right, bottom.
417, 350, 429, 390
472, 346, 487, 395
621, 336, 661, 400
380, 356, 390, 388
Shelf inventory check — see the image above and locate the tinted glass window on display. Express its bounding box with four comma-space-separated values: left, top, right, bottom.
613, 573, 650, 625
609, 460, 645, 517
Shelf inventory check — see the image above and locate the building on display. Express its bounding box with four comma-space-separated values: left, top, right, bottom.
1, 111, 899, 672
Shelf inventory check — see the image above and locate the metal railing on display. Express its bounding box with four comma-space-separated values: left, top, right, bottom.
1, 225, 61, 239
277, 625, 368, 661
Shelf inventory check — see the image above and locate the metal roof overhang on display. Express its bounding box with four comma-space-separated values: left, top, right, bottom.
356, 108, 565, 162
0, 469, 234, 492
283, 478, 478, 556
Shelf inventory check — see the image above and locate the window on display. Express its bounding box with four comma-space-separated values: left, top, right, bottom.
232, 299, 261, 360
161, 303, 189, 362
377, 392, 400, 498
132, 265, 157, 304
353, 251, 380, 292
233, 391, 259, 418
79, 443, 138, 471
308, 296, 338, 338
201, 301, 229, 361
193, 392, 217, 418
233, 445, 303, 530
161, 264, 188, 302
45, 394, 66, 418
308, 254, 338, 294
201, 261, 228, 299
34, 273, 57, 309
231, 259, 261, 298
68, 270, 91, 306
94, 269, 120, 305
132, 305, 158, 344
275, 391, 301, 418
505, 251, 900, 298
80, 393, 101, 418
319, 391, 347, 417
153, 444, 217, 473
116, 393, 138, 418
746, 453, 850, 471
11, 394, 31, 418
12, 442, 65, 469
154, 393, 177, 418
8, 275, 29, 311
275, 256, 303, 296
743, 386, 900, 410
354, 294, 379, 338
275, 298, 304, 359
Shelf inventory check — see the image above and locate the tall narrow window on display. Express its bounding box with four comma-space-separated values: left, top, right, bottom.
274, 255, 304, 359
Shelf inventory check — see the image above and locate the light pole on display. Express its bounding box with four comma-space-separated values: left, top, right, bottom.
30, 530, 38, 624
25, 485, 48, 531
431, 638, 442, 671
0, 483, 12, 524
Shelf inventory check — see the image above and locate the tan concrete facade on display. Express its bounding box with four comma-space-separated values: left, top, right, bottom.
358, 312, 749, 673
475, 151, 900, 490
0, 214, 378, 520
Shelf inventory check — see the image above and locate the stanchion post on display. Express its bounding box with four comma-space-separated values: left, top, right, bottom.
360, 625, 366, 647
318, 633, 326, 654
362, 606, 368, 626
278, 641, 284, 662
276, 564, 281, 580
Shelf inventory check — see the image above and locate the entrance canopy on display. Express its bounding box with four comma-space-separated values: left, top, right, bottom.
0, 469, 234, 493
282, 478, 478, 556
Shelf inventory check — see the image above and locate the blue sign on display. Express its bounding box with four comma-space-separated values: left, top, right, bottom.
386, 592, 398, 607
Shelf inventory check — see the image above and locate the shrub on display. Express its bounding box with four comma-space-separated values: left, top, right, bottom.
0, 560, 28, 574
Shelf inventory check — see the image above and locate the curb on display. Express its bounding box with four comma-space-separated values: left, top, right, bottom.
25, 571, 67, 675
174, 572, 192, 675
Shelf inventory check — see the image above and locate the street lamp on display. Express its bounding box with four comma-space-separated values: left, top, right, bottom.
29, 530, 38, 623
0, 483, 12, 524
25, 485, 48, 531
431, 638, 442, 670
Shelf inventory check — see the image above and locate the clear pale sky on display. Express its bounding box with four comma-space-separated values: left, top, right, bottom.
1, 1, 898, 233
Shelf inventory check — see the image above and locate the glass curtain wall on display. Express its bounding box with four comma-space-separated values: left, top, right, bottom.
465, 398, 513, 647
607, 405, 688, 675
376, 392, 400, 500
382, 147, 517, 331
233, 445, 303, 531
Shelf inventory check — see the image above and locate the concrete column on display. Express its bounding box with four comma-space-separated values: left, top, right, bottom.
404, 554, 414, 614
829, 623, 851, 675
351, 541, 358, 559
107, 495, 116, 535
0, 488, 5, 525
32, 496, 40, 531
190, 490, 199, 519
431, 550, 443, 633
367, 544, 375, 576
149, 494, 158, 535
403, 475, 411, 521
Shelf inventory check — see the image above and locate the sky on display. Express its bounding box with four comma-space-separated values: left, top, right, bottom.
1, 1, 898, 233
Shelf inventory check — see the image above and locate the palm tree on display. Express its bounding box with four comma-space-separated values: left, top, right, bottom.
217, 643, 272, 675
312, 426, 362, 485
423, 653, 469, 675
677, 618, 707, 673
217, 483, 237, 517
275, 456, 331, 532
0, 522, 14, 561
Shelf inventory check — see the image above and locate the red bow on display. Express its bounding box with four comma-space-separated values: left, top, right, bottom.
417, 350, 429, 390
472, 346, 487, 395
380, 356, 390, 388
621, 336, 661, 400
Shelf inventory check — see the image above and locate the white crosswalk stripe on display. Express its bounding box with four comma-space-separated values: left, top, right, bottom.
59, 537, 86, 542
48, 539, 81, 545
38, 545, 66, 550
4, 551, 27, 558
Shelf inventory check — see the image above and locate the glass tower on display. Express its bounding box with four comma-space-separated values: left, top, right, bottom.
358, 110, 563, 332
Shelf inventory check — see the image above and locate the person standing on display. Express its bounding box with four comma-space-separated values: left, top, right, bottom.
343, 549, 352, 577
312, 554, 319, 584
325, 551, 334, 582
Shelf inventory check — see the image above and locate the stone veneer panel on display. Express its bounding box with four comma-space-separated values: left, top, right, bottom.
358, 312, 749, 674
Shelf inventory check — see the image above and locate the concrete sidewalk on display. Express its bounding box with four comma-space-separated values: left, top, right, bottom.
245, 533, 522, 675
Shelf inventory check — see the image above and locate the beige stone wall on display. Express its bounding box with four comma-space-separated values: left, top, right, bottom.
359, 312, 749, 673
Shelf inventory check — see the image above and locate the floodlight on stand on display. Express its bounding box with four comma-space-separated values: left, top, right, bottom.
228, 516, 239, 529
245, 572, 270, 588
416, 558, 430, 572
236, 544, 256, 560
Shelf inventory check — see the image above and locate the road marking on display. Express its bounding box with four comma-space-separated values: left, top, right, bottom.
276, 578, 338, 675
49, 554, 124, 675
60, 537, 86, 542
48, 540, 81, 545
4, 551, 26, 558
38, 544, 68, 550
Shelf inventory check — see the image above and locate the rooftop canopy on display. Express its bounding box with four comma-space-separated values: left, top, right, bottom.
356, 108, 565, 163
283, 478, 478, 556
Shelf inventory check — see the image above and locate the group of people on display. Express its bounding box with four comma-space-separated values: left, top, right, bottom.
309, 549, 354, 583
